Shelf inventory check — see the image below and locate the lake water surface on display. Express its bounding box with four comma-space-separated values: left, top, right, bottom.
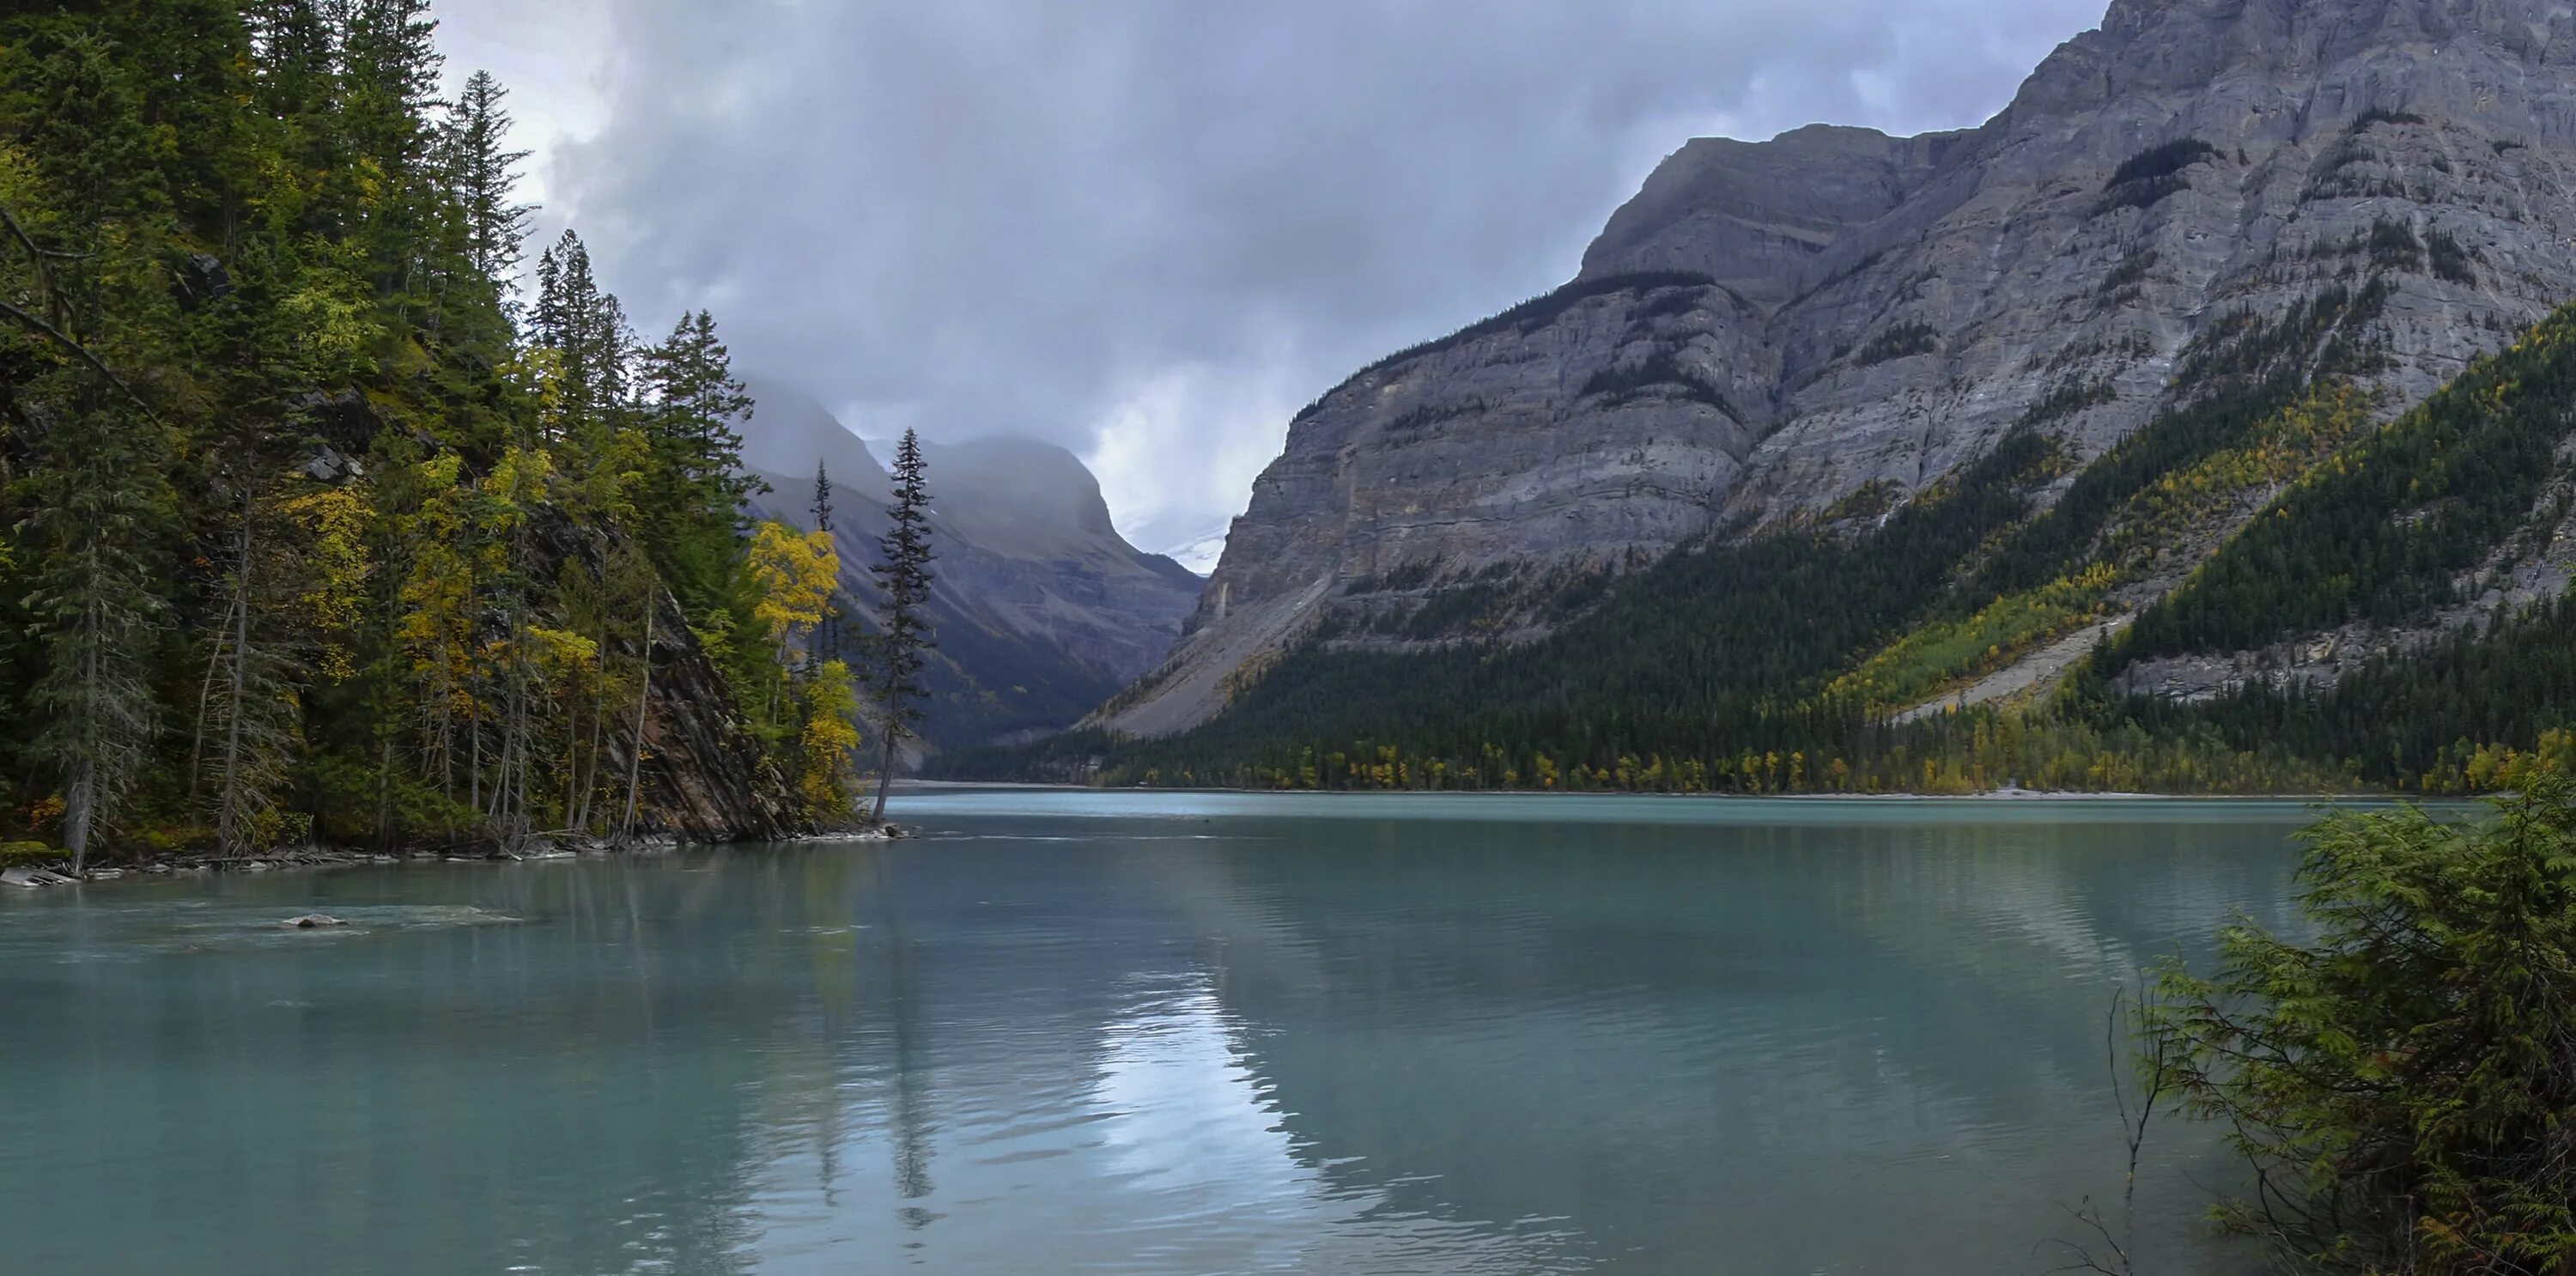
0, 791, 2342, 1273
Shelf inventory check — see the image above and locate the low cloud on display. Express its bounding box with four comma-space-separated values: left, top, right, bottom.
434, 0, 2104, 561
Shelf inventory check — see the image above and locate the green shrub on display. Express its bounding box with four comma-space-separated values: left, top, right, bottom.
0, 841, 58, 867
2149, 787, 2576, 1273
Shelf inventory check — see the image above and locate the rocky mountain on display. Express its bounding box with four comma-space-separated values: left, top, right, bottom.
908, 435, 1206, 683
1100, 0, 2576, 738
736, 381, 1200, 749
738, 380, 893, 505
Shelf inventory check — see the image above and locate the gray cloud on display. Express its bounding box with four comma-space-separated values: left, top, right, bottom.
436, 0, 2105, 561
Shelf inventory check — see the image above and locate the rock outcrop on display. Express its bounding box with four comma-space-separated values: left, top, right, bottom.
1100, 0, 2576, 738
623, 580, 802, 841
532, 513, 800, 842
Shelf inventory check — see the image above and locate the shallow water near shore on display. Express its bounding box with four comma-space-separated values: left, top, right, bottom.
0, 791, 2354, 1273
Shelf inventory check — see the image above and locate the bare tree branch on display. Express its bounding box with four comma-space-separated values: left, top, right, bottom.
0, 202, 83, 263
0, 297, 155, 418
0, 201, 53, 320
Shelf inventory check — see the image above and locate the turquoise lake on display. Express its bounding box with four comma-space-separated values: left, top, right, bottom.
0, 791, 2351, 1273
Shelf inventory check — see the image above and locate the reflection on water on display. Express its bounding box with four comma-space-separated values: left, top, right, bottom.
0, 792, 2334, 1274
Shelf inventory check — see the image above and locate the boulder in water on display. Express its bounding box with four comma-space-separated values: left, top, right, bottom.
280, 914, 346, 929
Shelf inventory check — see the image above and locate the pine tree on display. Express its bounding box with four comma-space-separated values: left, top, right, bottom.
439, 70, 535, 286
811, 459, 838, 659
532, 230, 632, 433
2, 13, 180, 872
337, 0, 445, 306
635, 307, 755, 612
867, 430, 934, 823
244, 0, 339, 194
23, 400, 171, 873
639, 309, 753, 501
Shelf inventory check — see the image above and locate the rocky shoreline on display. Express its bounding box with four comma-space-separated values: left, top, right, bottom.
0, 825, 908, 890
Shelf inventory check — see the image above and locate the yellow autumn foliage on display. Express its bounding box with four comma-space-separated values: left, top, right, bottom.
746, 520, 838, 655
273, 481, 373, 680
798, 659, 864, 818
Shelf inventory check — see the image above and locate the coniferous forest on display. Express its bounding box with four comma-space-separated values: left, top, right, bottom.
0, 3, 914, 868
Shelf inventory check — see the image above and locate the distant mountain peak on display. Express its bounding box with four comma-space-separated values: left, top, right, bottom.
734, 375, 891, 503
734, 381, 1205, 746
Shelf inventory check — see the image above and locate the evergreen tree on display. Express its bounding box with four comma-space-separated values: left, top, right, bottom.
245, 0, 337, 115
867, 430, 934, 823
635, 307, 755, 614
811, 459, 837, 659
439, 70, 535, 286
638, 309, 752, 501
2148, 787, 2576, 1272
1, 10, 182, 871
532, 229, 631, 434
22, 399, 171, 872
336, 0, 445, 306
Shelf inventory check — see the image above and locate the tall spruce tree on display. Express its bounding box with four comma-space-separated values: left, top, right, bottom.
867, 430, 933, 823
3, 13, 181, 872
811, 459, 837, 659
24, 398, 171, 873
635, 307, 754, 613
336, 0, 444, 307
532, 229, 632, 434
439, 70, 535, 286
639, 309, 753, 500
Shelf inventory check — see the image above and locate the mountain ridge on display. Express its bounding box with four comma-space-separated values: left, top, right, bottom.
1095, 0, 2576, 742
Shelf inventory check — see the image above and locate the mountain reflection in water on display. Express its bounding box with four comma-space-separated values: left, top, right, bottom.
1, 791, 2327, 1274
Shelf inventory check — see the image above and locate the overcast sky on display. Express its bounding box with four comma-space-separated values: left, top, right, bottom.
431, 0, 2104, 568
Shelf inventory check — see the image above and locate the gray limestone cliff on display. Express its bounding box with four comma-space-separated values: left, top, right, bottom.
1097, 0, 2576, 738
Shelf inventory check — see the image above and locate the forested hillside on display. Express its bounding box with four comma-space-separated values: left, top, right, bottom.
961, 279, 2576, 796
0, 2, 876, 865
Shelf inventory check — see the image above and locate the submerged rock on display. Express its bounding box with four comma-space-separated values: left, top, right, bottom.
280, 914, 347, 929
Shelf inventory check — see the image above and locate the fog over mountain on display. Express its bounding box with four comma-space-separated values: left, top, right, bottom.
430, 0, 2103, 568
730, 381, 1201, 749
